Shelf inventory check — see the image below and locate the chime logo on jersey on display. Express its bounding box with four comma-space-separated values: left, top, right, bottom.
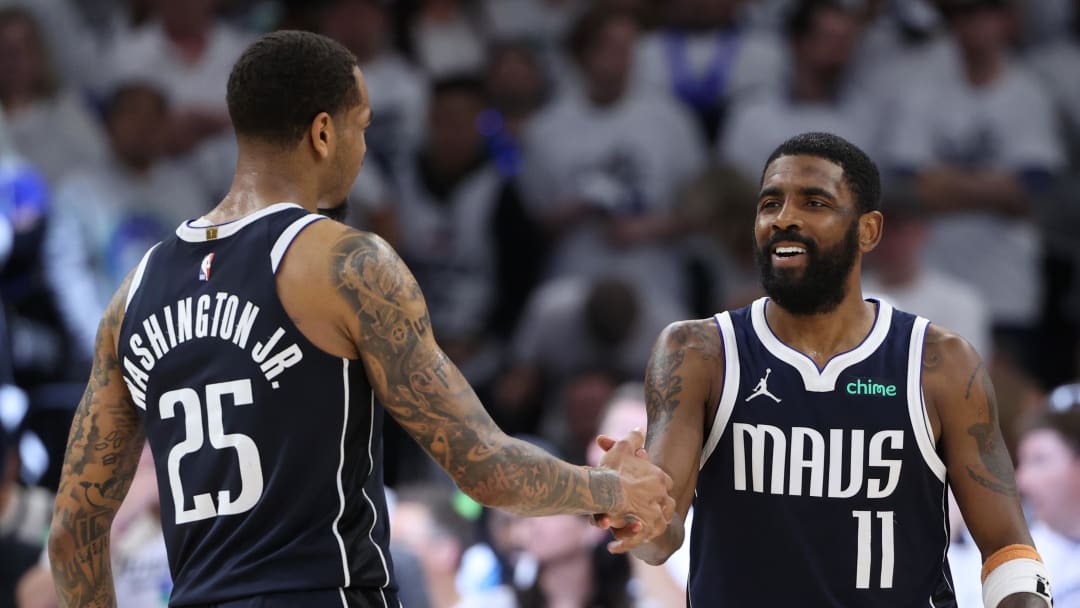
199, 252, 215, 281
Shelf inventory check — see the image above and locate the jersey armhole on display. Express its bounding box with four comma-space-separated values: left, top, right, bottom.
701, 312, 741, 469
907, 317, 947, 482
271, 214, 327, 274
124, 243, 160, 313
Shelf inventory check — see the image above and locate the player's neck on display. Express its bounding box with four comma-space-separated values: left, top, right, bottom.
207, 148, 320, 222
765, 287, 877, 369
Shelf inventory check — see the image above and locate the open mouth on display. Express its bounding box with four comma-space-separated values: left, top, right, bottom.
773, 245, 807, 259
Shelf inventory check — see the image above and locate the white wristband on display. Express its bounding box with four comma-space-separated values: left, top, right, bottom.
982, 557, 1053, 607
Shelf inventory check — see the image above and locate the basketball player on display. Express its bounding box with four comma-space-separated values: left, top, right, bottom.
45, 31, 675, 608
595, 132, 1054, 607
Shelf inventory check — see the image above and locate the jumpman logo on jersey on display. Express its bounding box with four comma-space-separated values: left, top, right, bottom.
746, 368, 781, 403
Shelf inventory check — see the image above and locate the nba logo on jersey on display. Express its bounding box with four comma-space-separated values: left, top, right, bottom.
199, 252, 215, 281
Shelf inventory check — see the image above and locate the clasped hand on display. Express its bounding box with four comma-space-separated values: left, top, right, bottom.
591, 429, 675, 554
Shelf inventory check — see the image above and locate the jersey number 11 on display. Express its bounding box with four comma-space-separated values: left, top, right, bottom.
852, 510, 895, 589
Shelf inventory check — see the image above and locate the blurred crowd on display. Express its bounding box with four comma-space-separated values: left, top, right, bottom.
1, 0, 1079, 606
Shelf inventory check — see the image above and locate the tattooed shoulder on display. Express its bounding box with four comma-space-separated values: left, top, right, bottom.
924, 324, 1018, 497
644, 319, 722, 440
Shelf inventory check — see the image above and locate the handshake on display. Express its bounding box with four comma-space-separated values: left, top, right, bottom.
590, 428, 676, 555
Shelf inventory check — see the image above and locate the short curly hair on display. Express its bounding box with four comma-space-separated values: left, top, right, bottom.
763, 132, 881, 214
227, 30, 361, 147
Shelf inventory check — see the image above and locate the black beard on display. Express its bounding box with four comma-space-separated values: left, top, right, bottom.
317, 199, 349, 222
754, 222, 859, 315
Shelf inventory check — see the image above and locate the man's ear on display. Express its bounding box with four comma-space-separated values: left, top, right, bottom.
308, 112, 334, 160
859, 210, 883, 253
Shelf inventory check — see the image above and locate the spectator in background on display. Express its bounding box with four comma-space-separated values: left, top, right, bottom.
481, 40, 552, 178
863, 200, 992, 359
391, 75, 541, 391
1016, 407, 1080, 608
672, 163, 761, 314
586, 383, 688, 608
382, 76, 543, 485
479, 0, 584, 71
884, 0, 1064, 378
321, 0, 428, 167
0, 7, 107, 185
102, 0, 252, 154
392, 484, 514, 608
410, 0, 487, 78
1027, 1, 1080, 389
515, 512, 631, 608
634, 0, 786, 143
1026, 0, 1080, 166
44, 81, 212, 363
0, 428, 43, 608
719, 0, 880, 179
520, 8, 705, 308
496, 276, 675, 448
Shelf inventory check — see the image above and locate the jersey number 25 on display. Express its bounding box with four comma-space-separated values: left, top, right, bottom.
160, 379, 264, 525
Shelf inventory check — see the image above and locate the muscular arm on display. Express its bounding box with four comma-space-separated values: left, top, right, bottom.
330, 229, 625, 516
924, 326, 1044, 607
626, 319, 721, 563
48, 273, 144, 608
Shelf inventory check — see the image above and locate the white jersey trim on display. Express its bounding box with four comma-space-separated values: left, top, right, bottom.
270, 214, 326, 273
124, 243, 160, 312
333, 359, 352, 587
701, 312, 741, 468
907, 317, 947, 482
175, 202, 304, 243
751, 298, 893, 392
363, 389, 392, 597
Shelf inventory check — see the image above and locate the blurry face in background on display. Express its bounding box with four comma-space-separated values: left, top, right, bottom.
427, 88, 485, 173
520, 515, 600, 564
793, 8, 861, 87
321, 0, 388, 61
0, 15, 48, 100
946, 7, 1012, 59
586, 398, 647, 467
106, 85, 168, 171
666, 0, 743, 28
486, 45, 546, 116
1016, 429, 1080, 532
158, 0, 215, 35
581, 16, 638, 106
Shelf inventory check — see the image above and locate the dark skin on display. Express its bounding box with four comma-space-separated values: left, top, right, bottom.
48, 66, 674, 607
598, 155, 1044, 606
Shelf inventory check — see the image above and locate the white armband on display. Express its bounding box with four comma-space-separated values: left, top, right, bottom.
981, 544, 1053, 608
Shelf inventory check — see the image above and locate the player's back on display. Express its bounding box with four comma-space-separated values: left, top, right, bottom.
118, 203, 397, 607
689, 297, 956, 607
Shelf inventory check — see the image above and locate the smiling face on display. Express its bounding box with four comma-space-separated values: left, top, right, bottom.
754, 155, 869, 315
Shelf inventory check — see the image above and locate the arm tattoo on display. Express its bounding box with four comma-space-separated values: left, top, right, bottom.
644, 322, 715, 446
50, 276, 145, 608
963, 361, 982, 400
332, 232, 618, 515
964, 368, 1018, 497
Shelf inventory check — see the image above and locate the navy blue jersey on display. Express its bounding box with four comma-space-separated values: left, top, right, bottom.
118, 203, 398, 607
689, 298, 955, 607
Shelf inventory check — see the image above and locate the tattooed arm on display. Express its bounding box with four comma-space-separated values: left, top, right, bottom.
924, 325, 1044, 607
48, 273, 144, 608
330, 228, 673, 524
601, 319, 722, 562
